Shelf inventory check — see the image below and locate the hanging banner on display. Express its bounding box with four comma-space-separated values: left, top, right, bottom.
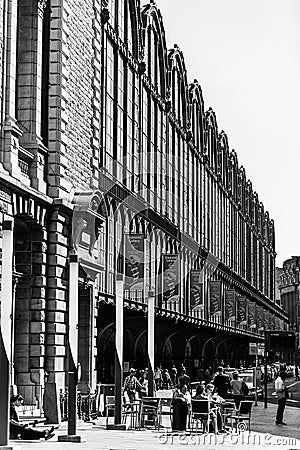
263, 309, 269, 331
248, 301, 256, 328
225, 290, 236, 321
190, 270, 203, 310
275, 316, 280, 330
162, 254, 180, 302
269, 313, 275, 330
125, 233, 144, 290
209, 281, 222, 317
237, 297, 248, 325
256, 306, 264, 330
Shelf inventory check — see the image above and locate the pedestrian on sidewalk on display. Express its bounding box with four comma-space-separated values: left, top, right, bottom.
178, 367, 191, 392
213, 366, 231, 399
123, 368, 143, 403
10, 395, 55, 440
275, 370, 288, 425
230, 371, 244, 407
295, 365, 299, 381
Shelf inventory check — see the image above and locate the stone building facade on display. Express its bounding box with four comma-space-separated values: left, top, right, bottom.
0, 0, 288, 408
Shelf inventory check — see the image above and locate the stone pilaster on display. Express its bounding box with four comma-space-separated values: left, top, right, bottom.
47, 0, 72, 197
45, 206, 70, 387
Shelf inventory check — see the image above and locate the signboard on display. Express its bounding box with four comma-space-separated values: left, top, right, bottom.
209, 281, 222, 317
124, 233, 144, 290
257, 343, 265, 356
162, 254, 180, 302
190, 270, 203, 310
249, 342, 265, 356
267, 331, 296, 352
249, 343, 258, 355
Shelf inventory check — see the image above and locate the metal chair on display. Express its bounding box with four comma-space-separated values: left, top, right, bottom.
228, 400, 253, 432
221, 401, 236, 430
105, 395, 115, 428
139, 397, 161, 430
158, 397, 173, 429
122, 400, 140, 429
190, 399, 215, 433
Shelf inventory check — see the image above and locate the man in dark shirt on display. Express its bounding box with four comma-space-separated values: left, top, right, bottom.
212, 366, 231, 399
177, 368, 191, 391
10, 395, 55, 440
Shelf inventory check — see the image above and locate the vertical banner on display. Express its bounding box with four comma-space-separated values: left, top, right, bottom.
162, 254, 179, 302
256, 306, 264, 330
225, 290, 236, 323
269, 313, 275, 330
248, 301, 256, 329
275, 316, 280, 330
190, 270, 203, 311
263, 309, 269, 331
209, 281, 222, 318
237, 297, 248, 326
125, 234, 144, 291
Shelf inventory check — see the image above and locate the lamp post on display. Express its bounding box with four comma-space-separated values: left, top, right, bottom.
58, 254, 85, 442
113, 275, 124, 428
0, 220, 14, 448
147, 290, 155, 397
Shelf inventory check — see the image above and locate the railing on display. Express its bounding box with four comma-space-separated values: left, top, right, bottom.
17, 384, 44, 411
18, 158, 30, 179
59, 388, 99, 422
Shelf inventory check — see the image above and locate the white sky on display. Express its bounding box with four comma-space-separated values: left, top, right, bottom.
156, 0, 300, 267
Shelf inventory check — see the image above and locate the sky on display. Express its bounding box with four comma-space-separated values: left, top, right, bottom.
156, 0, 300, 267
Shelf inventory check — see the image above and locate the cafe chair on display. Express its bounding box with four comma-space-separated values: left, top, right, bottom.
158, 397, 173, 429
105, 395, 115, 428
139, 397, 161, 431
228, 400, 253, 432
190, 399, 214, 434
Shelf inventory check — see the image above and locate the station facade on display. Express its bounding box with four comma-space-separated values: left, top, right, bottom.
0, 0, 288, 404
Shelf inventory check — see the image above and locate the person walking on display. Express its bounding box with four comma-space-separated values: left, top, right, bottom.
10, 395, 55, 440
230, 371, 244, 407
154, 366, 162, 390
178, 367, 191, 391
170, 365, 178, 387
275, 370, 288, 425
123, 368, 143, 403
213, 366, 231, 399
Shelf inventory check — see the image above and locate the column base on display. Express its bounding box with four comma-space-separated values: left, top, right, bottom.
106, 424, 127, 430
58, 435, 86, 443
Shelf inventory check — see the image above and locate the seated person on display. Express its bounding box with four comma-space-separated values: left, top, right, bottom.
10, 395, 55, 441
204, 384, 226, 433
192, 383, 205, 399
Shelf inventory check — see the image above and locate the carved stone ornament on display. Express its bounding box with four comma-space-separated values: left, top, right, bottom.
71, 191, 106, 256
138, 61, 146, 75
38, 0, 47, 16
101, 8, 110, 25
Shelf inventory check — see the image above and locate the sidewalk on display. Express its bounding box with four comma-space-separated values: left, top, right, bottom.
9, 401, 300, 450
